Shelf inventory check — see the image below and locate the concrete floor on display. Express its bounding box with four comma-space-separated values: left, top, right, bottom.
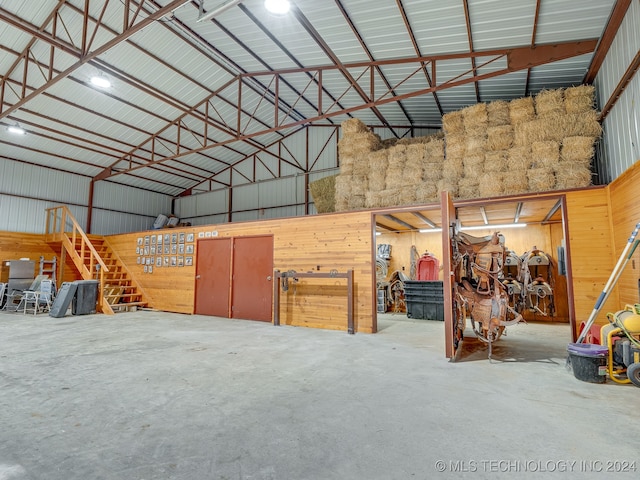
1, 310, 639, 480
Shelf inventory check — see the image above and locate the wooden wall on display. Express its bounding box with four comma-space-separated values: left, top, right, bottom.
105, 211, 376, 332
0, 231, 80, 286
608, 160, 640, 312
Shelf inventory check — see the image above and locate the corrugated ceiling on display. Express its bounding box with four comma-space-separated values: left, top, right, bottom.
0, 0, 620, 196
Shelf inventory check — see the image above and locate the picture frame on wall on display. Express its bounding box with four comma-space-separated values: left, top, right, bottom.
185, 256, 193, 266
164, 244, 170, 255
151, 235, 156, 245
144, 265, 148, 273
156, 257, 162, 267
186, 244, 194, 254
171, 244, 177, 254
148, 265, 153, 274
144, 235, 150, 245
198, 232, 205, 238
186, 233, 194, 242
164, 256, 170, 267
150, 246, 156, 255
136, 257, 141, 264
146, 257, 152, 265
136, 247, 140, 255
137, 237, 143, 246
178, 244, 185, 254
170, 256, 177, 267
157, 234, 163, 244
164, 233, 170, 244
177, 256, 184, 267
171, 233, 177, 244
179, 233, 185, 243
144, 246, 149, 256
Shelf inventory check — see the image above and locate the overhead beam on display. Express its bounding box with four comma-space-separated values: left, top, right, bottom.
583, 0, 632, 83
382, 214, 415, 231
0, 0, 190, 120
97, 39, 597, 181
412, 211, 437, 228
598, 48, 640, 121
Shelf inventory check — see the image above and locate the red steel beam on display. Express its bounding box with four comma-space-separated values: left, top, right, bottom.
599, 48, 640, 121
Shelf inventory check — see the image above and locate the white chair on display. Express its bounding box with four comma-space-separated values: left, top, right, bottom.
20, 278, 54, 315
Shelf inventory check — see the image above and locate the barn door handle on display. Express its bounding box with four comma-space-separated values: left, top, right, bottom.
195, 275, 201, 279
266, 275, 272, 281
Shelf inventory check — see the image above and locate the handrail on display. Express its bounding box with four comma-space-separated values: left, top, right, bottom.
45, 206, 111, 313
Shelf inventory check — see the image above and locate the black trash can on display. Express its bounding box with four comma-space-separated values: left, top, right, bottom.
72, 280, 99, 315
567, 343, 608, 383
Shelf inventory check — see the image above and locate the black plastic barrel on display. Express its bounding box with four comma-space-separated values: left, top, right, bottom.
567, 343, 608, 383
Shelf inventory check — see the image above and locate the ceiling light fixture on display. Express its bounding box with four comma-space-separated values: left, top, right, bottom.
264, 0, 290, 15
197, 0, 243, 22
90, 74, 111, 89
7, 123, 26, 135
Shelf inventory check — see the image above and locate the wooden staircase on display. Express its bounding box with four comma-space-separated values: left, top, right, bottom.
45, 206, 148, 315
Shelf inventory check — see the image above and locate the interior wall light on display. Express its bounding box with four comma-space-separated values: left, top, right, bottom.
90, 74, 111, 89
197, 0, 243, 22
264, 0, 290, 15
7, 123, 26, 135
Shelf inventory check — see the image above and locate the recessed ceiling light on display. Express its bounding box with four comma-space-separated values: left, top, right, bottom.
264, 0, 290, 15
90, 75, 111, 89
7, 124, 26, 135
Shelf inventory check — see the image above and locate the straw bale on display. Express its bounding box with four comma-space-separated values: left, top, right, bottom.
458, 177, 480, 199
369, 149, 389, 173
385, 168, 406, 189
464, 152, 485, 167
381, 138, 398, 148
341, 118, 369, 135
509, 96, 535, 124
502, 171, 529, 193
463, 161, 484, 179
486, 125, 514, 151
561, 136, 596, 163
404, 163, 424, 182
465, 135, 487, 153
463, 103, 488, 131
507, 146, 532, 170
334, 175, 352, 199
348, 194, 366, 210
309, 175, 336, 213
349, 175, 368, 196
339, 162, 353, 175
406, 144, 425, 163
423, 162, 444, 181
399, 188, 417, 205
442, 110, 464, 134
351, 160, 370, 176
368, 170, 387, 192
416, 183, 438, 203
543, 112, 602, 139
564, 85, 595, 114
555, 165, 592, 189
445, 134, 466, 158
335, 197, 348, 212
527, 167, 555, 192
378, 189, 402, 207
443, 157, 464, 180
531, 141, 559, 169
484, 151, 508, 172
436, 178, 459, 197
479, 172, 505, 198
424, 138, 445, 160
487, 100, 510, 127
535, 88, 564, 116
365, 191, 382, 208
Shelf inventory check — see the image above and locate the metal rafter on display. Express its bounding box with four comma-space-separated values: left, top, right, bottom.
462, 0, 480, 103
524, 0, 541, 96
394, 0, 444, 118
96, 39, 597, 182
0, 0, 191, 119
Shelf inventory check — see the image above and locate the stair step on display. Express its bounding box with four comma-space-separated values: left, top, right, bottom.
105, 293, 142, 299
110, 302, 147, 313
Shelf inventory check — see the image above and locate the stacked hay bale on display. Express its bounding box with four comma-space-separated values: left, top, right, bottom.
309, 174, 337, 213
365, 149, 389, 208
417, 137, 445, 203
506, 96, 535, 193
481, 100, 512, 197
459, 103, 489, 199
558, 85, 599, 188
441, 111, 464, 197
335, 118, 381, 211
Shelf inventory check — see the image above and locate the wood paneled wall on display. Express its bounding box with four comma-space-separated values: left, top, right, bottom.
608, 160, 640, 312
0, 231, 80, 285
105, 211, 375, 332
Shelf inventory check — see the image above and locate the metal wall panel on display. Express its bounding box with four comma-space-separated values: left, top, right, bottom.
91, 210, 156, 235
93, 182, 172, 216
595, 1, 640, 184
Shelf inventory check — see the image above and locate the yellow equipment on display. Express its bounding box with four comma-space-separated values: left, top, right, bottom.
600, 304, 640, 386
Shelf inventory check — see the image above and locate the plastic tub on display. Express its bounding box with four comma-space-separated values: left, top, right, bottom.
567, 343, 608, 384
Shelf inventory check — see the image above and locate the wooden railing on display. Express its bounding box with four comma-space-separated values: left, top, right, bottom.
45, 206, 114, 315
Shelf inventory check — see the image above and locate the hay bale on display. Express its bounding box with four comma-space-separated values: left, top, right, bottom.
463, 153, 485, 177
341, 118, 369, 135
445, 134, 466, 158
369, 149, 389, 173
399, 188, 417, 205
443, 157, 464, 180
564, 85, 595, 114
487, 100, 510, 127
406, 144, 425, 163
442, 110, 464, 134
365, 191, 382, 208
527, 167, 555, 192
561, 136, 596, 164
339, 161, 353, 175
535, 88, 564, 116
531, 141, 559, 169
507, 146, 532, 170
404, 162, 423, 182
437, 178, 459, 197
465, 135, 487, 153
463, 103, 488, 130
458, 177, 480, 199
503, 171, 529, 193
338, 131, 382, 159
379, 189, 402, 207
334, 175, 352, 200
369, 170, 387, 192
423, 162, 444, 181
381, 137, 398, 148
509, 96, 535, 124
549, 112, 602, 139
348, 194, 366, 210
486, 125, 514, 151
416, 183, 438, 203
484, 151, 508, 172
555, 165, 592, 189
479, 172, 505, 197
385, 168, 405, 189
350, 175, 368, 196
424, 138, 445, 160
309, 175, 336, 213
351, 159, 370, 176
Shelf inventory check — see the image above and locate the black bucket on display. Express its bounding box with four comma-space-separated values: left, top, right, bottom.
567, 343, 608, 384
